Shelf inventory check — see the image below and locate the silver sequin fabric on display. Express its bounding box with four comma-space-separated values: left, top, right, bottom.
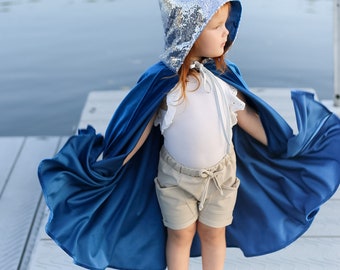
159, 0, 242, 72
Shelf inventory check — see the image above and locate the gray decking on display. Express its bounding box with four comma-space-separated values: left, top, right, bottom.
0, 136, 67, 270
0, 89, 339, 269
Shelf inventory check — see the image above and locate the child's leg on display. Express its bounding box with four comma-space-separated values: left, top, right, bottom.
166, 222, 196, 270
197, 222, 226, 270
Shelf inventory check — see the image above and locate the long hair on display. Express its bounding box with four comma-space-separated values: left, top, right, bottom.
177, 3, 230, 99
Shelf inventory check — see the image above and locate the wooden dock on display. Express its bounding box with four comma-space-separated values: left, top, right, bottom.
1, 88, 339, 270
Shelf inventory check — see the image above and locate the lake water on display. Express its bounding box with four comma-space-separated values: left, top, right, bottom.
0, 0, 334, 136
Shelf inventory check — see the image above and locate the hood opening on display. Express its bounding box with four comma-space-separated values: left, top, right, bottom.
159, 0, 242, 73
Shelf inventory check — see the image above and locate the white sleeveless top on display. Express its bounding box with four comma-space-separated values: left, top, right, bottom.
155, 62, 245, 169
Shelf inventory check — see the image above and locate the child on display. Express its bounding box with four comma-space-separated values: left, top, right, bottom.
123, 2, 266, 269
38, 0, 340, 270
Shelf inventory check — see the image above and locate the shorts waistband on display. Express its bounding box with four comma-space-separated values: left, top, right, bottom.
160, 146, 231, 177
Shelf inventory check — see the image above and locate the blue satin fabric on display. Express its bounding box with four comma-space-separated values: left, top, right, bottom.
38, 61, 340, 270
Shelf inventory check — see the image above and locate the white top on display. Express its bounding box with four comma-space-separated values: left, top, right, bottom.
155, 62, 245, 169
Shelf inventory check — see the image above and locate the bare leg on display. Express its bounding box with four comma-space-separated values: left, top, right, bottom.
166, 222, 196, 270
197, 222, 226, 270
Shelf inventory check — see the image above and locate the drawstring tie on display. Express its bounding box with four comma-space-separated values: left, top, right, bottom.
199, 170, 224, 211
190, 61, 232, 153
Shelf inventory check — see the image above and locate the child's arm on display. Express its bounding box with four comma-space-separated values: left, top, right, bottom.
123, 113, 157, 165
236, 92, 268, 146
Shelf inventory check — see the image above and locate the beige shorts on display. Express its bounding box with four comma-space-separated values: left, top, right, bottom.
154, 146, 240, 230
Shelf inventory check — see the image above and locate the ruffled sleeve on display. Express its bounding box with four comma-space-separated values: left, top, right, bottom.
228, 85, 245, 126
154, 86, 182, 134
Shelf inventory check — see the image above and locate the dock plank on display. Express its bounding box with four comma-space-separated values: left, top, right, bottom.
77, 90, 129, 135
304, 199, 340, 237
0, 137, 25, 194
0, 136, 62, 270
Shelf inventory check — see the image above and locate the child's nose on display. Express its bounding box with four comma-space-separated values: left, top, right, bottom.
223, 26, 229, 37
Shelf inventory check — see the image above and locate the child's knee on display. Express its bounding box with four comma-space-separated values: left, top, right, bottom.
197, 222, 225, 243
167, 223, 196, 244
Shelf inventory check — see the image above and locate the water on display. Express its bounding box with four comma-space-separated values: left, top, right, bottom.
0, 0, 334, 136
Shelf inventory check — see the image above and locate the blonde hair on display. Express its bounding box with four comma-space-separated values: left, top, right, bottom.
177, 2, 230, 99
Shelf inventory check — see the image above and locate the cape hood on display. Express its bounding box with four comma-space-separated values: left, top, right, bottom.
159, 0, 241, 72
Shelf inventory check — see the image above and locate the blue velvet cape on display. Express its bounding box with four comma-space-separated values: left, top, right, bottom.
38, 61, 340, 270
